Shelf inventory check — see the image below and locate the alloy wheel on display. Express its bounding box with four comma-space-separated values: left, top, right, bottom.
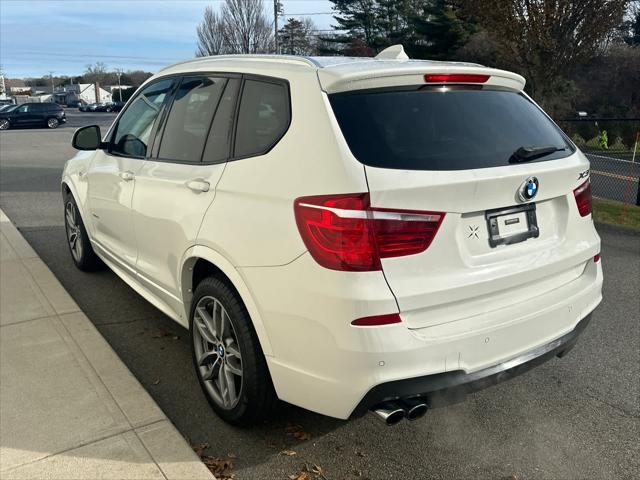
192, 295, 243, 409
65, 201, 83, 262
47, 118, 59, 128
0, 119, 9, 130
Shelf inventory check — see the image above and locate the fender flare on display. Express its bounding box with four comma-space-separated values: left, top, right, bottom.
179, 244, 274, 357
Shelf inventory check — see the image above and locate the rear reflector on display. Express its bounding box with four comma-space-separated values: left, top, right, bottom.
424, 73, 490, 84
294, 193, 444, 271
594, 254, 600, 262
573, 179, 592, 217
351, 313, 402, 327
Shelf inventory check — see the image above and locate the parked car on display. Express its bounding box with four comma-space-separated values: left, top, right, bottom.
0, 102, 66, 130
94, 101, 124, 113
79, 103, 99, 112
61, 47, 602, 426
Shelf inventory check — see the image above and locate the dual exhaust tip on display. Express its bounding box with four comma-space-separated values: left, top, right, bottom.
370, 397, 429, 426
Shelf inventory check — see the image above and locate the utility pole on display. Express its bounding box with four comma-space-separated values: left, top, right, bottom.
274, 1, 283, 54
274, 0, 279, 54
49, 71, 55, 95
115, 68, 123, 102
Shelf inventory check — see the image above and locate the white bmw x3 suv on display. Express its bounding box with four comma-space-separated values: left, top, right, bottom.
62, 47, 602, 426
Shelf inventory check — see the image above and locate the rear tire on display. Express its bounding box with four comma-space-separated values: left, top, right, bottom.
0, 119, 9, 130
63, 192, 102, 271
190, 276, 277, 425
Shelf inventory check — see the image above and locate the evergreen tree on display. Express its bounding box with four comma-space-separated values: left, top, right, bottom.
328, 1, 473, 58
408, 0, 474, 60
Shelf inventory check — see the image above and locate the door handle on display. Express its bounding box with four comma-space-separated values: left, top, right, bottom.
186, 179, 210, 193
119, 170, 135, 181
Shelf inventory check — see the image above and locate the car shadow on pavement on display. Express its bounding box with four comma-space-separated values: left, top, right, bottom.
18, 225, 347, 472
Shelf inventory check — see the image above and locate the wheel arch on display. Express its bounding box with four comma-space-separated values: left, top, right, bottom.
180, 245, 273, 356
61, 180, 92, 236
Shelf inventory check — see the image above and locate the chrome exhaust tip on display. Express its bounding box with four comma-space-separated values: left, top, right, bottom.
370, 401, 405, 426
401, 397, 429, 421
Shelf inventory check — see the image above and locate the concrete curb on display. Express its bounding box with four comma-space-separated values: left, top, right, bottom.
0, 209, 214, 479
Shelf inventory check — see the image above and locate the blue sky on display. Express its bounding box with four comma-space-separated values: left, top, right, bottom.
0, 0, 334, 78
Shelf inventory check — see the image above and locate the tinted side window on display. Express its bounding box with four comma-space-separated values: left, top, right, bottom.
202, 78, 240, 163
110, 79, 174, 158
234, 79, 289, 158
158, 76, 227, 162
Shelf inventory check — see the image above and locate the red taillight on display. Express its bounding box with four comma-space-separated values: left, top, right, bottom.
351, 313, 402, 327
294, 193, 444, 271
573, 179, 592, 217
424, 73, 490, 84
594, 254, 601, 263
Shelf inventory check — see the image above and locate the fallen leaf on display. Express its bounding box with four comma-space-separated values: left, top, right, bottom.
279, 449, 297, 456
308, 463, 327, 479
201, 455, 236, 479
191, 442, 209, 457
152, 329, 172, 338
288, 473, 311, 480
294, 431, 311, 440
285, 425, 312, 441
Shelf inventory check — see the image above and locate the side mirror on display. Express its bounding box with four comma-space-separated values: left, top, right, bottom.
72, 125, 103, 151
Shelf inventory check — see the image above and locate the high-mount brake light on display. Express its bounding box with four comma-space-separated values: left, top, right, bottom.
294, 193, 444, 272
424, 73, 490, 84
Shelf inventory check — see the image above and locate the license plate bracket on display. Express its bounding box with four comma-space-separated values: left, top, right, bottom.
485, 203, 539, 248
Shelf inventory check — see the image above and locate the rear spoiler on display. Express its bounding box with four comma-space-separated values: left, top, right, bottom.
318, 64, 526, 94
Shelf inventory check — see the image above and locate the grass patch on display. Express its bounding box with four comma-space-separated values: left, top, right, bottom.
593, 197, 640, 230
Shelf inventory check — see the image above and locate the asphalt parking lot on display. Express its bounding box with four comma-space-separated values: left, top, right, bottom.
1, 110, 639, 479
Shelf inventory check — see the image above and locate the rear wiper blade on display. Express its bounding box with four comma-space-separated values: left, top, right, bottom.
509, 145, 566, 163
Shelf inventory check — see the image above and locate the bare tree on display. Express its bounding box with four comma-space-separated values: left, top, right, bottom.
460, 0, 630, 104
84, 62, 110, 84
195, 0, 273, 56
196, 7, 226, 56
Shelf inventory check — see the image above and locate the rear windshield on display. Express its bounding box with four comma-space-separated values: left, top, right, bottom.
329, 86, 574, 170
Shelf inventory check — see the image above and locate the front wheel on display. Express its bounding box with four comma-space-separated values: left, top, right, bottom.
47, 118, 59, 129
63, 193, 102, 271
0, 119, 9, 130
190, 276, 277, 425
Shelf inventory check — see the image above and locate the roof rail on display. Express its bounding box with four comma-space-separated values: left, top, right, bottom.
158, 54, 317, 73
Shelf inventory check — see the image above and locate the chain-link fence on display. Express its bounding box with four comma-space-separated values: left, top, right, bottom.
557, 119, 640, 206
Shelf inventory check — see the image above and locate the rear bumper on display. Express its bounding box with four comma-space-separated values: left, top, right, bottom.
353, 313, 592, 415
242, 254, 602, 419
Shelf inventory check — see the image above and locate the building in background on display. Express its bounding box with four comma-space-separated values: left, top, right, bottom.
52, 83, 112, 106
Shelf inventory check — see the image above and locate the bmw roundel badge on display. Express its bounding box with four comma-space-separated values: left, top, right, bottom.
518, 177, 539, 202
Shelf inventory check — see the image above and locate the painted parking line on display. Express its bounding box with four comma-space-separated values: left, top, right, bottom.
591, 170, 638, 181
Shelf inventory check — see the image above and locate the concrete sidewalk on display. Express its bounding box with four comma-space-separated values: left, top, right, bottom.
0, 209, 214, 480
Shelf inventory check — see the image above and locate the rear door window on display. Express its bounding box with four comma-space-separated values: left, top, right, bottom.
158, 76, 227, 163
202, 78, 240, 163
234, 79, 289, 158
329, 87, 574, 171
